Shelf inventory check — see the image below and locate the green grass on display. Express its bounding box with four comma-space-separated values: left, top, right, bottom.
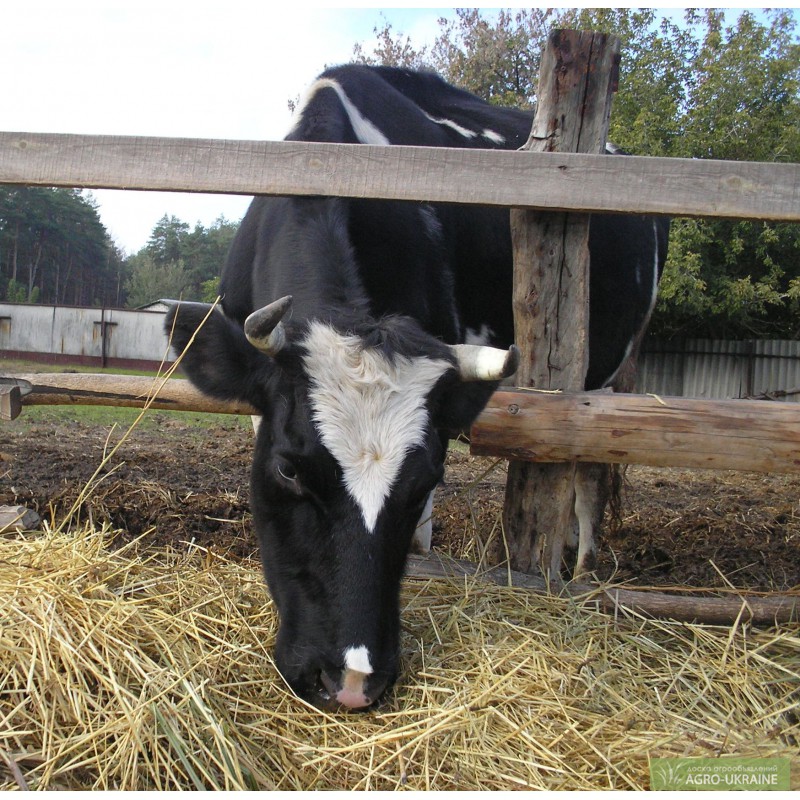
1, 359, 174, 378
16, 405, 251, 431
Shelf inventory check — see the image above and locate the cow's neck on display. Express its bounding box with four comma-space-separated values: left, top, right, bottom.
259, 197, 371, 327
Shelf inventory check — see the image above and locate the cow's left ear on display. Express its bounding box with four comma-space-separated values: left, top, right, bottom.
164, 302, 274, 410
432, 379, 500, 436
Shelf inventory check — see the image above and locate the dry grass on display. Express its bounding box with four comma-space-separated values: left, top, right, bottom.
1, 523, 798, 790
2, 345, 798, 789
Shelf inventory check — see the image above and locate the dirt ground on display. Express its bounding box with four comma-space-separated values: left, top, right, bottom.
1, 412, 799, 593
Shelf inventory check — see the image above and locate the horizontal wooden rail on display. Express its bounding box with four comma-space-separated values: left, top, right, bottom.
405, 554, 799, 625
471, 388, 800, 474
6, 374, 800, 476
2, 132, 799, 221
3, 373, 256, 418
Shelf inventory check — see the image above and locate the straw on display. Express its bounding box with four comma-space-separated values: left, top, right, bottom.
1, 523, 797, 790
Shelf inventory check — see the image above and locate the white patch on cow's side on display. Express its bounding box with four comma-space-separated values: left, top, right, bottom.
290, 78, 390, 145
601, 338, 634, 390
303, 323, 451, 531
482, 128, 506, 145
464, 324, 495, 346
423, 111, 477, 139
343, 645, 373, 675
649, 220, 661, 314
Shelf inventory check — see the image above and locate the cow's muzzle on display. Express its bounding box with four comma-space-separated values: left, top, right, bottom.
318, 668, 390, 711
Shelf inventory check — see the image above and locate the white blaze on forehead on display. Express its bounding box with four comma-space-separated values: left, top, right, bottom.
343, 645, 373, 675
303, 322, 451, 532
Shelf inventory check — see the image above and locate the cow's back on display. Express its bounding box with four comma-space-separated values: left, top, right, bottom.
220, 64, 668, 390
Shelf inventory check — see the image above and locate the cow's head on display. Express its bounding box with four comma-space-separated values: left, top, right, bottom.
165, 298, 517, 710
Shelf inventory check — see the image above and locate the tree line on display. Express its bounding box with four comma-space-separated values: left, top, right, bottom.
0, 187, 236, 309
355, 8, 800, 340
1, 8, 798, 339
0, 187, 124, 307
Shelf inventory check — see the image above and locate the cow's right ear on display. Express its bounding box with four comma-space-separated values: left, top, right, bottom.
164, 303, 273, 410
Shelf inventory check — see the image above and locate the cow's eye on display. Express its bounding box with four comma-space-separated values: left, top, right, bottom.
274, 459, 303, 495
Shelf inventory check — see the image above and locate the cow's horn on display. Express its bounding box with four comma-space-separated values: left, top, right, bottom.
244, 295, 293, 355
450, 343, 520, 382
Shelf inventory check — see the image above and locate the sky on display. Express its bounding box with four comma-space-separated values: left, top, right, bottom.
1, 3, 772, 255
2, 3, 458, 254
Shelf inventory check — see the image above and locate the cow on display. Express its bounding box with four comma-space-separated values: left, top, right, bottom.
165, 64, 669, 710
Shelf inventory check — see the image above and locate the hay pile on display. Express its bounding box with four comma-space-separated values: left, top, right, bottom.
1, 524, 798, 790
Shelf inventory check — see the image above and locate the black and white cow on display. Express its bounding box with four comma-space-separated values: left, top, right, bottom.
166, 64, 669, 710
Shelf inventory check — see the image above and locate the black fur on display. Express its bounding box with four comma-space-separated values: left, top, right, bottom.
167, 65, 669, 708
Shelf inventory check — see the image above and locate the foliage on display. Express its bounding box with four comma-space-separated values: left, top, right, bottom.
430, 9, 552, 108
0, 189, 237, 309
0, 187, 124, 306
130, 214, 237, 305
123, 253, 190, 308
355, 9, 800, 339
352, 17, 431, 70
200, 276, 221, 303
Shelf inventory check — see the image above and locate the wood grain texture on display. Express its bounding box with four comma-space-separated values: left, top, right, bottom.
472, 389, 800, 474
11, 373, 257, 416
504, 31, 619, 577
405, 553, 799, 625
1, 132, 798, 221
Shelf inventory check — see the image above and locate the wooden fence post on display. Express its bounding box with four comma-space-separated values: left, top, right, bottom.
503, 29, 620, 579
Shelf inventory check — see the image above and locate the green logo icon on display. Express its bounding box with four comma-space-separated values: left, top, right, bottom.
650, 757, 791, 791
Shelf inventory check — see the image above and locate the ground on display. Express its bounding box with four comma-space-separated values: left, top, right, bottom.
1, 412, 799, 592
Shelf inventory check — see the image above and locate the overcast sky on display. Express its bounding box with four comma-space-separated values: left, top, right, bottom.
3, 3, 460, 253
2, 3, 768, 254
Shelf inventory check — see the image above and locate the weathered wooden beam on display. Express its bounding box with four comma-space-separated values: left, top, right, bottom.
0, 505, 40, 532
471, 389, 800, 474
1, 132, 799, 222
0, 384, 22, 421
8, 373, 256, 416
10, 373, 800, 478
504, 30, 619, 578
405, 553, 799, 626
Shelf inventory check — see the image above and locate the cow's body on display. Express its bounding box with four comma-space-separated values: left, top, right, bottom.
167, 64, 669, 710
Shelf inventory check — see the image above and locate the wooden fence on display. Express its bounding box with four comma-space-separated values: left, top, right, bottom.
2, 30, 799, 623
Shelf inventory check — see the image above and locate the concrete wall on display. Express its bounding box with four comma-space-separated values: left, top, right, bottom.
3, 303, 799, 403
0, 302, 172, 370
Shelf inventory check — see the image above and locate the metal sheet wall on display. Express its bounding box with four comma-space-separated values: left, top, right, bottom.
0, 303, 171, 368
637, 338, 800, 403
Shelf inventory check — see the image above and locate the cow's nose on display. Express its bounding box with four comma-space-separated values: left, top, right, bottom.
319, 669, 387, 710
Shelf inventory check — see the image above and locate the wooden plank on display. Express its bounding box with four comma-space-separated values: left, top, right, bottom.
0, 385, 22, 421
471, 389, 800, 474
405, 553, 800, 625
0, 505, 40, 532
1, 131, 799, 222
9, 372, 257, 416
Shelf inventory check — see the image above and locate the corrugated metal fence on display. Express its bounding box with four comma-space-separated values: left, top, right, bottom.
0, 302, 171, 371
637, 338, 800, 403
2, 302, 799, 402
